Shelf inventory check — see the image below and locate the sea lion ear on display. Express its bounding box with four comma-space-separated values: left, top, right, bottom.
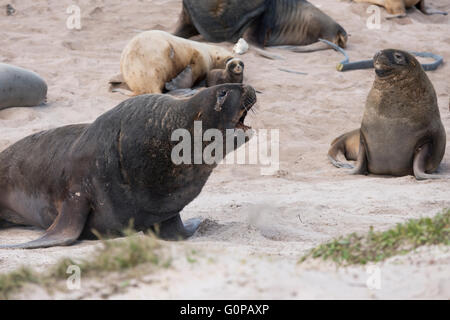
214, 89, 229, 112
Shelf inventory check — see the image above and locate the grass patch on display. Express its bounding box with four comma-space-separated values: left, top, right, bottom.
0, 267, 40, 299
0, 230, 170, 299
300, 209, 450, 266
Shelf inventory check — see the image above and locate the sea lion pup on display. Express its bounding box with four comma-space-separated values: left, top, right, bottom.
328, 49, 446, 180
206, 58, 244, 87
174, 0, 348, 52
0, 84, 257, 249
0, 63, 47, 111
353, 0, 447, 18
111, 30, 233, 95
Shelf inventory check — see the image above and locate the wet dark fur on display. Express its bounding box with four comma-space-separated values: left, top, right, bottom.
175, 0, 347, 48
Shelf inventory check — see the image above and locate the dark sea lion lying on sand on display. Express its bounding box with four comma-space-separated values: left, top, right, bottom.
174, 0, 348, 52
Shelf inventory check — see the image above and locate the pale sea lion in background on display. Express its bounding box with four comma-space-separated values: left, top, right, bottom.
328, 49, 446, 180
111, 30, 233, 95
0, 84, 257, 249
174, 0, 348, 52
353, 0, 447, 18
206, 58, 244, 87
0, 63, 47, 111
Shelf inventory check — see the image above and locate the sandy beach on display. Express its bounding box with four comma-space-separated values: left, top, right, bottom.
0, 0, 449, 299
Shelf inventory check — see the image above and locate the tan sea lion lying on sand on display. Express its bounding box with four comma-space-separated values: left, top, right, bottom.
110, 30, 233, 95
328, 49, 446, 180
353, 0, 447, 18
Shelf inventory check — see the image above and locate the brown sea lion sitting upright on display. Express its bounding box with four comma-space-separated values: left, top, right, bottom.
0, 84, 256, 249
353, 0, 447, 18
206, 58, 244, 87
174, 0, 348, 52
328, 49, 446, 180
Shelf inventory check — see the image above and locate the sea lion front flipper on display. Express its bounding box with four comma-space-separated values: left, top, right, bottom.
174, 3, 200, 39
154, 214, 202, 240
0, 194, 90, 249
165, 65, 194, 92
385, 13, 407, 19
351, 139, 368, 175
413, 143, 447, 180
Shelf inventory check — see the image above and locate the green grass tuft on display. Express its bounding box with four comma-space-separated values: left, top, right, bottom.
0, 267, 40, 299
0, 230, 169, 299
300, 209, 450, 265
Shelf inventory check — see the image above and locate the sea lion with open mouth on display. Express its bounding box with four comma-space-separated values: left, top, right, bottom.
0, 84, 256, 249
174, 0, 348, 52
328, 49, 446, 180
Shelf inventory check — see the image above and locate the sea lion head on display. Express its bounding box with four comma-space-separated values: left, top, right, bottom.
226, 58, 244, 76
190, 83, 256, 133
373, 49, 419, 80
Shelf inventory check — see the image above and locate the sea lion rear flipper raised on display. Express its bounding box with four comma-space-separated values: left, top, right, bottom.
0, 194, 90, 249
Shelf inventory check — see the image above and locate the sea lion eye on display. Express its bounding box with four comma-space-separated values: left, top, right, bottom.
394, 52, 404, 63
215, 90, 228, 111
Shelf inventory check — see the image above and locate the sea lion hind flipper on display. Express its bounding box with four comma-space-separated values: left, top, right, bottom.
109, 73, 134, 96
271, 41, 331, 53
0, 196, 90, 249
165, 65, 194, 92
328, 129, 360, 169
153, 214, 202, 240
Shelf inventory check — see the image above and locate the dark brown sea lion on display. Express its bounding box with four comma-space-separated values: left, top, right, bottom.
0, 84, 257, 249
353, 0, 447, 18
328, 49, 446, 180
174, 0, 348, 52
206, 58, 244, 87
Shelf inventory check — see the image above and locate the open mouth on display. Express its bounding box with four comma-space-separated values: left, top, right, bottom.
235, 91, 256, 132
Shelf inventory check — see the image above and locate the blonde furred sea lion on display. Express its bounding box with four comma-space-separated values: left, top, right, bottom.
353, 0, 447, 18
115, 30, 233, 95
